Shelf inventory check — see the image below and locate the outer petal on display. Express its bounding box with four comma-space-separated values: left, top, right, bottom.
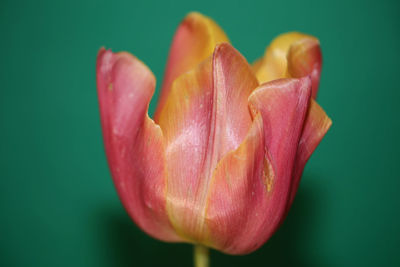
204, 78, 312, 254
158, 43, 258, 242
252, 32, 322, 98
212, 78, 311, 254
249, 78, 311, 180
96, 48, 180, 241
287, 100, 332, 208
154, 12, 229, 121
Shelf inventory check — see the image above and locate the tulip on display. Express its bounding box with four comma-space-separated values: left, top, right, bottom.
96, 12, 331, 265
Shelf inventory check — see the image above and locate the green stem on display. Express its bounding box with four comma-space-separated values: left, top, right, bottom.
194, 245, 209, 267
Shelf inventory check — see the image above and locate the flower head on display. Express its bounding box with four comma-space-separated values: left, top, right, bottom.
96, 12, 331, 255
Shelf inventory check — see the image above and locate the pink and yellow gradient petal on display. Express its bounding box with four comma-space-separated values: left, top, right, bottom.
154, 12, 229, 121
158, 43, 259, 242
252, 32, 322, 98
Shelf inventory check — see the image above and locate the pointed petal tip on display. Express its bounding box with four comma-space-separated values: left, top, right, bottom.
326, 113, 333, 128
212, 42, 239, 57
182, 12, 226, 39
212, 42, 238, 63
212, 42, 258, 85
309, 100, 332, 142
184, 11, 208, 21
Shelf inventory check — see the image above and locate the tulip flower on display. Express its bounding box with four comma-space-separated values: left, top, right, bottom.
96, 12, 331, 266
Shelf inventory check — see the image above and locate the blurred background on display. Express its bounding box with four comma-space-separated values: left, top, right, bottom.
1, 0, 399, 266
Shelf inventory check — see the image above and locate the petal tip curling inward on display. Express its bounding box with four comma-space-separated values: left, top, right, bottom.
252, 32, 322, 98
96, 48, 156, 137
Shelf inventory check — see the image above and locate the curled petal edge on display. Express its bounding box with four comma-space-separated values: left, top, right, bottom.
252, 32, 322, 98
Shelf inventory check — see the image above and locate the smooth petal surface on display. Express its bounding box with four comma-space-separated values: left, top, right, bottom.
158, 43, 259, 242
96, 48, 180, 242
287, 100, 332, 208
252, 32, 322, 98
154, 12, 229, 121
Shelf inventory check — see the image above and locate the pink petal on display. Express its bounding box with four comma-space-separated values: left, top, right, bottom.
205, 114, 271, 254
157, 43, 258, 241
249, 78, 312, 181
287, 100, 332, 208
204, 77, 312, 254
96, 48, 180, 242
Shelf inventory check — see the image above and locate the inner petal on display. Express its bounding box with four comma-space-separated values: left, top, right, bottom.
252, 32, 322, 98
157, 43, 259, 241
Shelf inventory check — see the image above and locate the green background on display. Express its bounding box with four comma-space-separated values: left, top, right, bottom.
1, 0, 399, 266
